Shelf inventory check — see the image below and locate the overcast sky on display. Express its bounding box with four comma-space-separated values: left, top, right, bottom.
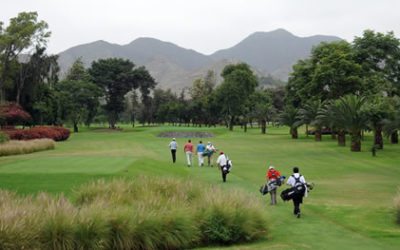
2, 0, 399, 55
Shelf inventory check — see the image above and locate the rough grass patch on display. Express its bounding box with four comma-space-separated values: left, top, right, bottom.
395, 188, 400, 225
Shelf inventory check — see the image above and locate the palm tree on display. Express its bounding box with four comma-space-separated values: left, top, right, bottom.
297, 100, 323, 141
383, 96, 400, 144
247, 91, 275, 134
334, 95, 368, 152
279, 106, 300, 139
364, 96, 389, 149
317, 101, 346, 146
383, 108, 400, 144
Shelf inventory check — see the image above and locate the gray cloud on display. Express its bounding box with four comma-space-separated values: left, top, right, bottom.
2, 0, 400, 54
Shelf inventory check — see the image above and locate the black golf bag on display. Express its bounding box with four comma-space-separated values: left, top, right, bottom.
259, 176, 286, 195
280, 182, 314, 201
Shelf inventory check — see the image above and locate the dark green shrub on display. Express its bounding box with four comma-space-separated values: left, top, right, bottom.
0, 132, 9, 144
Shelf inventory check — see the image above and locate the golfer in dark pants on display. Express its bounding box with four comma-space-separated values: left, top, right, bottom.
292, 195, 303, 216
216, 152, 232, 182
168, 138, 178, 163
286, 167, 307, 218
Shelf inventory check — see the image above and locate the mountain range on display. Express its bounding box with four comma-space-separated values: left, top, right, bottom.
57, 29, 341, 91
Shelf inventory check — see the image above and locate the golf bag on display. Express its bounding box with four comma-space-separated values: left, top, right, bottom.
280, 175, 306, 201
222, 160, 232, 174
280, 186, 300, 201
280, 181, 314, 201
259, 183, 269, 195
259, 176, 286, 196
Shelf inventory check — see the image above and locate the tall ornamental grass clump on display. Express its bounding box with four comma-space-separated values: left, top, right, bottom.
0, 177, 268, 249
195, 189, 268, 245
0, 191, 42, 249
0, 139, 55, 157
36, 194, 77, 250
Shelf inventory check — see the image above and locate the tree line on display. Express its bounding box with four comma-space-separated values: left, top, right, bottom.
2, 12, 400, 153
0, 12, 155, 131
0, 12, 284, 133
282, 30, 400, 152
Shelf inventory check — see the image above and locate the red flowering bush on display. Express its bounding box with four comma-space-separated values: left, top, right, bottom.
0, 102, 32, 126
4, 126, 70, 141
50, 126, 71, 141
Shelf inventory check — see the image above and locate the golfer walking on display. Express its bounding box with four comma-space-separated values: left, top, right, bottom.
286, 167, 307, 218
183, 139, 194, 167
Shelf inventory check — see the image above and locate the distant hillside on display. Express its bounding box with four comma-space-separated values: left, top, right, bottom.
211, 29, 341, 80
57, 29, 342, 91
122, 38, 212, 71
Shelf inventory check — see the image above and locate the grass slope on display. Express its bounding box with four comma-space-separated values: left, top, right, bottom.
0, 125, 399, 249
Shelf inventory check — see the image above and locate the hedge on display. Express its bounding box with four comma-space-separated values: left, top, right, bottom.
4, 126, 70, 141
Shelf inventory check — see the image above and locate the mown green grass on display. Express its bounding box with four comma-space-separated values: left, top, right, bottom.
0, 124, 399, 249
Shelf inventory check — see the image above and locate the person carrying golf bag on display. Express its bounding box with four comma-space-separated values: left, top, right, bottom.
285, 167, 307, 218
216, 152, 232, 182
266, 165, 281, 205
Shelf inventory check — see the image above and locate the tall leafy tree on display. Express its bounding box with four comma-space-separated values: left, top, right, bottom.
267, 86, 286, 114
30, 84, 57, 125
124, 90, 140, 127
311, 41, 364, 100
65, 59, 98, 127
151, 88, 177, 124
286, 41, 365, 108
135, 66, 157, 125
189, 71, 216, 126
56, 80, 101, 132
201, 70, 217, 126
215, 63, 258, 130
56, 59, 101, 132
353, 30, 400, 95
0, 12, 50, 101
89, 58, 156, 128
285, 59, 314, 108
12, 46, 59, 106
65, 57, 91, 82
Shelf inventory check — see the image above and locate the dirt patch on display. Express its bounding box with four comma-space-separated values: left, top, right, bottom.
158, 131, 214, 138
